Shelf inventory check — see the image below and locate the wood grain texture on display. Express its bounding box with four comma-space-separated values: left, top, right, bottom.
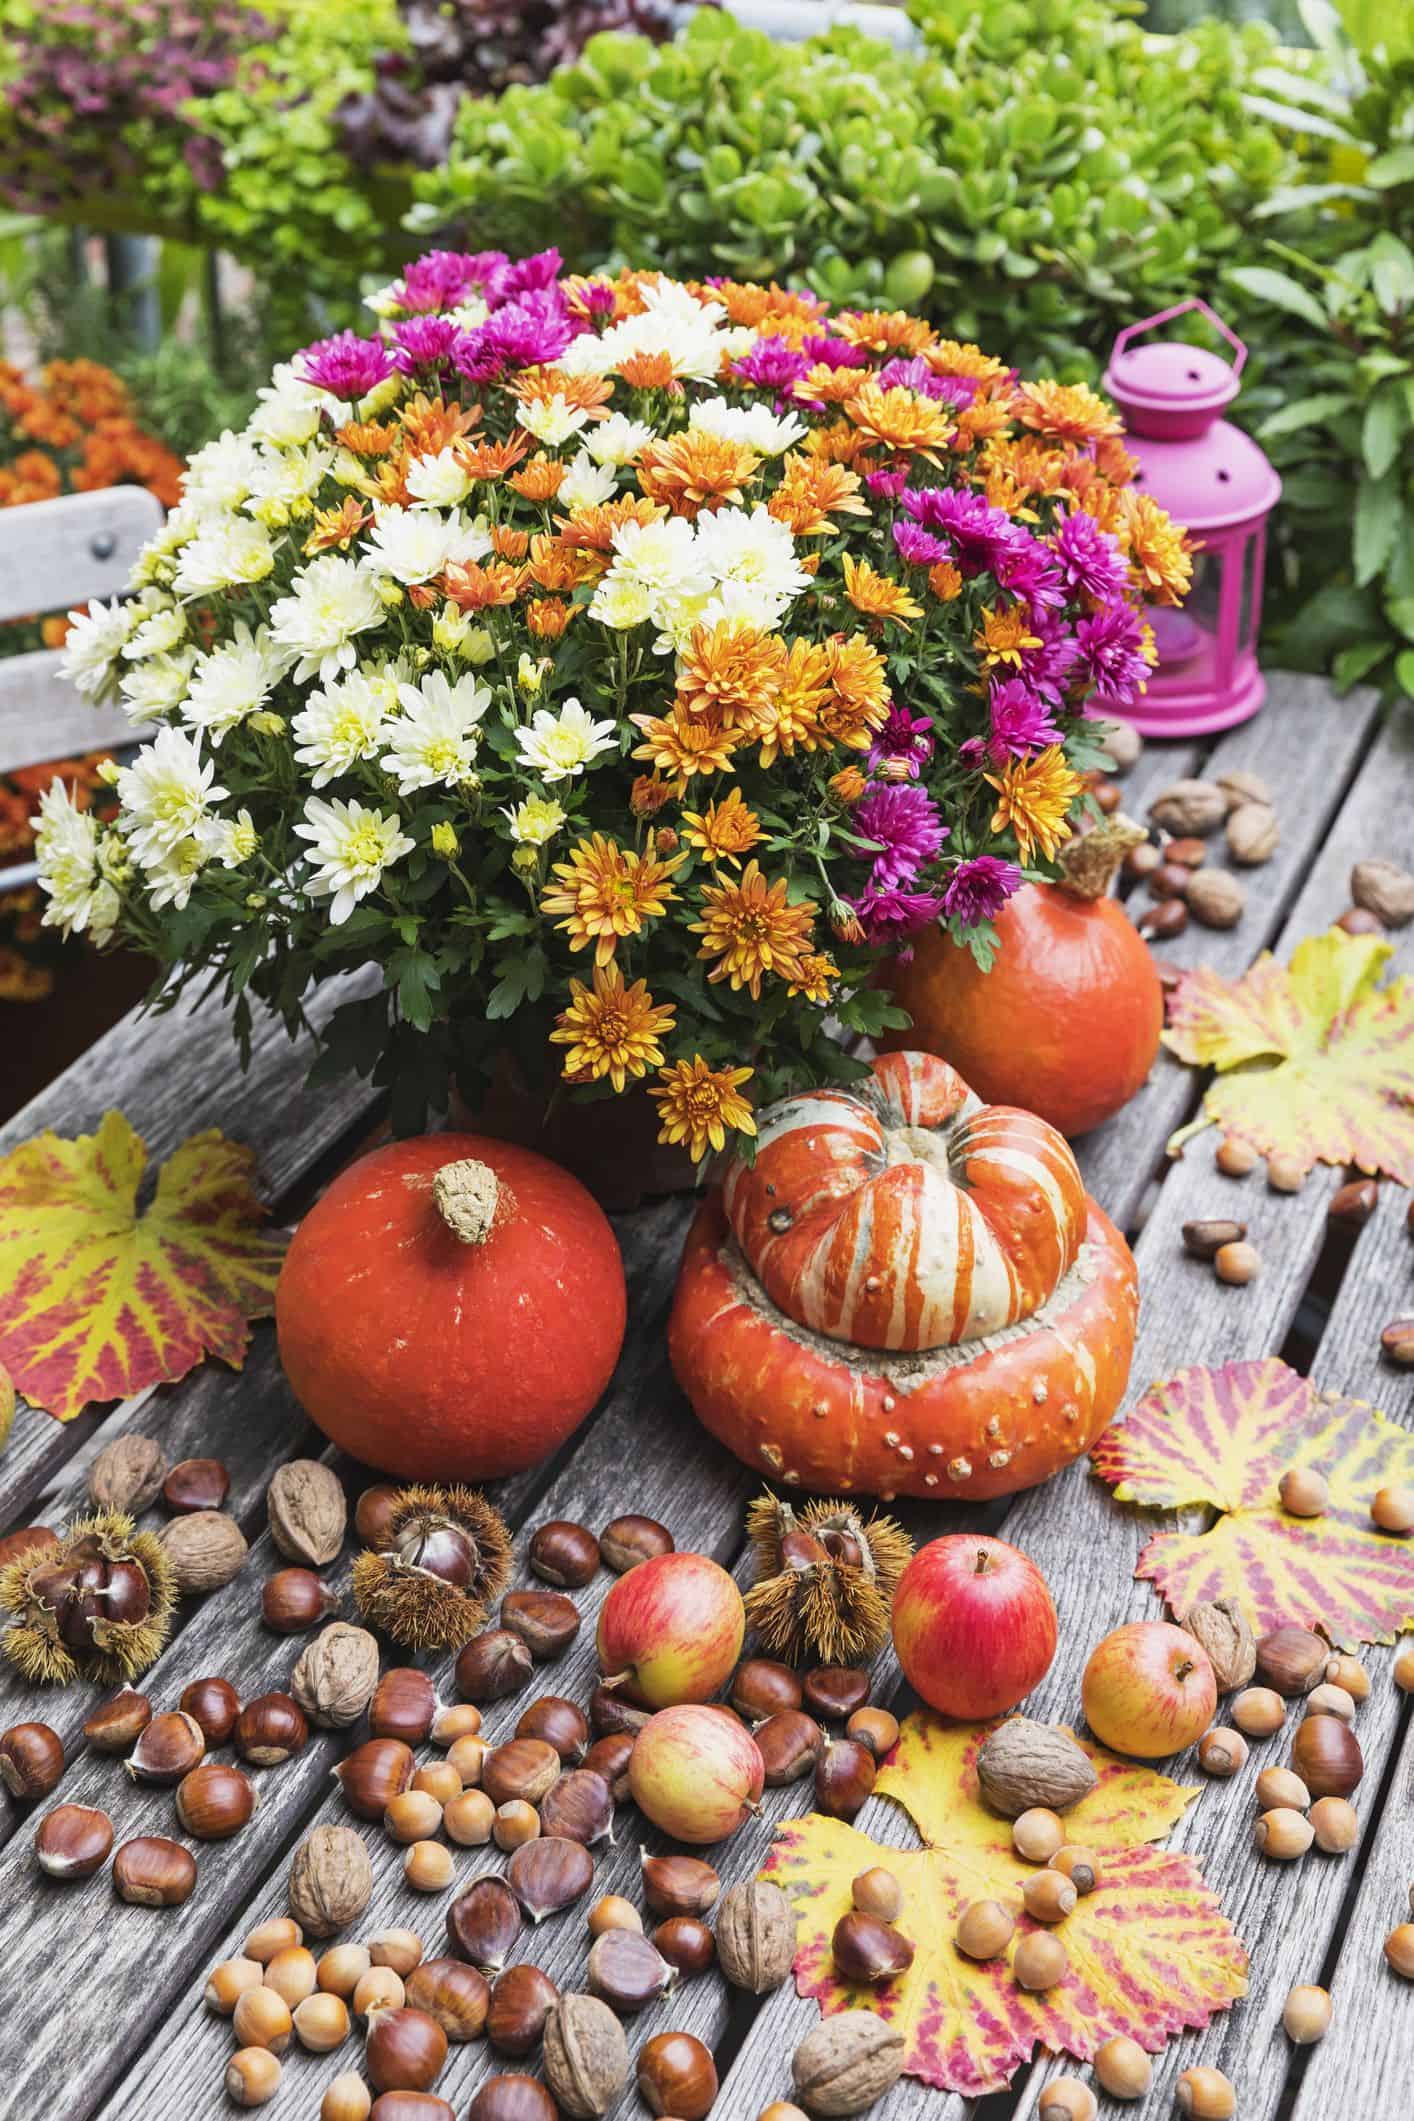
0, 484, 163, 625
0, 647, 153, 775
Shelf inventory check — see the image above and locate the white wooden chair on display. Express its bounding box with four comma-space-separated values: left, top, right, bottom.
0, 482, 164, 891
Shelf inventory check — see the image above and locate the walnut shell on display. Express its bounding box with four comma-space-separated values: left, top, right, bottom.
1217, 768, 1273, 812
542, 1993, 630, 2119
1149, 780, 1227, 836
158, 1510, 247, 1591
715, 1878, 797, 1994
1351, 858, 1414, 929
89, 1435, 167, 1514
792, 2011, 905, 2116
1183, 1598, 1256, 1692
1225, 802, 1280, 866
1098, 719, 1142, 772
288, 1823, 372, 1937
1185, 870, 1246, 930
290, 1622, 381, 1727
975, 1718, 1097, 1818
268, 1460, 347, 1567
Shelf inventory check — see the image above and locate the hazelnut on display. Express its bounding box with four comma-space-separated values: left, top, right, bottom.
176, 1760, 258, 1838
1256, 1627, 1327, 1696
516, 1695, 590, 1762
1373, 1484, 1414, 1533
368, 1930, 425, 1977
1267, 1153, 1307, 1192
543, 1992, 630, 2118
1385, 1924, 1414, 1977
371, 1668, 439, 1744
1231, 1687, 1285, 1737
636, 2031, 718, 2120
1255, 1806, 1315, 1858
444, 1790, 495, 1846
35, 1802, 114, 1878
431, 1703, 482, 1746
1283, 1983, 1332, 2042
815, 1736, 876, 1821
113, 1834, 197, 1907
955, 1899, 1014, 1960
1176, 2067, 1235, 2119
233, 1985, 293, 2053
446, 1876, 521, 1972
323, 2074, 373, 2121
469, 2078, 558, 2121
1012, 1931, 1067, 1990
652, 1916, 716, 1977
846, 1707, 899, 1759
586, 1927, 676, 2012
598, 1514, 673, 1573
487, 1962, 559, 2056
318, 1943, 373, 1998
1309, 1796, 1359, 1852
179, 1675, 241, 1745
404, 1841, 455, 1892
456, 1630, 532, 1703
366, 2006, 448, 2094
755, 1710, 825, 1787
1011, 1807, 1065, 1862
507, 1833, 594, 1922
850, 1867, 903, 1923
1197, 1728, 1248, 1778
1022, 1870, 1076, 1923
385, 1790, 445, 1844
226, 2049, 282, 2107
832, 1910, 914, 1983
355, 1482, 402, 1549
501, 1586, 581, 1658
405, 1957, 490, 2041
246, 1916, 304, 1962
294, 1991, 350, 2052
414, 1762, 463, 1807
355, 1968, 407, 2019
1396, 1644, 1414, 1692
446, 1734, 490, 1786
590, 1895, 642, 1937
1215, 1238, 1260, 1284
206, 1957, 263, 2013
336, 1739, 415, 1819
1324, 1654, 1370, 1701
264, 1944, 318, 2005
1279, 1467, 1328, 1516
1049, 1845, 1101, 1894
1038, 2082, 1097, 2121
1291, 1713, 1363, 1798
641, 1852, 720, 1918
84, 1687, 153, 1754
162, 1455, 229, 1513
236, 1692, 309, 1767
802, 1666, 871, 1721
127, 1709, 206, 1784
1094, 2034, 1152, 2099
1256, 1765, 1310, 1811
1305, 1683, 1357, 1724
529, 1520, 600, 1588
0, 1720, 64, 1799
1215, 1135, 1259, 1177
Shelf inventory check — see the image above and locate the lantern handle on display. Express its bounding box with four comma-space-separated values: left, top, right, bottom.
1110, 299, 1247, 378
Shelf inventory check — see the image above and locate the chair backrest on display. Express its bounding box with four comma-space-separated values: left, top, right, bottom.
0, 484, 165, 776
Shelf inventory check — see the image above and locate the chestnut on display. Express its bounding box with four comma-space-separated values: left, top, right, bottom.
636, 2031, 718, 2121
482, 1737, 561, 1808
539, 1768, 614, 1846
516, 1695, 589, 1762
599, 1514, 674, 1573
127, 1709, 206, 1785
588, 1684, 649, 1738
113, 1834, 197, 1907
1256, 1626, 1327, 1697
370, 2095, 454, 2121
583, 1732, 635, 1801
641, 1852, 720, 1918
528, 1519, 600, 1588
366, 2005, 448, 2093
0, 1720, 64, 1799
816, 1736, 876, 1821
447, 1876, 521, 1972
405, 1957, 491, 2042
370, 1668, 439, 1745
731, 1658, 803, 1720
355, 1483, 402, 1550
236, 1692, 309, 1767
180, 1675, 241, 1746
393, 1513, 478, 1586
652, 1917, 717, 1977
467, 2076, 556, 2121
803, 1667, 871, 1721
586, 1927, 676, 2012
163, 1456, 230, 1513
176, 1760, 258, 1838
1291, 1714, 1364, 1799
507, 1834, 594, 1922
35, 1801, 113, 1878
456, 1629, 532, 1703
486, 1962, 559, 2056
501, 1589, 580, 1659
832, 1911, 913, 1984
83, 1687, 152, 1755
754, 1710, 824, 1788
0, 1525, 57, 1570
262, 1568, 337, 1634
336, 1738, 415, 1819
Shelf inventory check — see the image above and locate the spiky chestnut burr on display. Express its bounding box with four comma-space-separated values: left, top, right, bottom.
0, 1511, 176, 1686
743, 1494, 913, 1666
351, 1485, 512, 1652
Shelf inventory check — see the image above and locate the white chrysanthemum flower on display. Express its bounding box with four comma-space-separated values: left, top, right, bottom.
248, 361, 338, 450
117, 726, 228, 871
603, 513, 699, 600
446, 298, 490, 331
269, 553, 388, 684
31, 780, 118, 942
406, 448, 473, 509
583, 412, 653, 467
576, 278, 731, 384
214, 808, 259, 866
61, 597, 135, 701
519, 394, 592, 448
659, 578, 784, 652
182, 429, 266, 510
558, 452, 617, 513
244, 442, 335, 515
690, 396, 806, 456
383, 670, 490, 793
173, 516, 276, 599
143, 833, 214, 912
183, 622, 292, 744
503, 793, 567, 846
293, 670, 392, 788
295, 795, 415, 925
365, 506, 490, 586
695, 503, 809, 614
514, 696, 618, 783
122, 605, 187, 661
588, 576, 655, 631
119, 649, 198, 720
720, 325, 759, 361
365, 281, 404, 320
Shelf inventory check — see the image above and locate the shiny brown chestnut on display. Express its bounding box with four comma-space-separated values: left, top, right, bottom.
180, 1676, 241, 1747
404, 1958, 490, 2042
369, 2097, 455, 2121
466, 2077, 557, 2121
455, 1630, 532, 1704
175, 1760, 258, 1838
528, 1520, 600, 1588
370, 1669, 439, 1745
365, 2006, 448, 2094
1291, 1715, 1364, 1800
652, 1917, 716, 1977
816, 1737, 876, 1821
162, 1456, 230, 1513
481, 1738, 561, 1808
446, 1877, 522, 1972
83, 1687, 153, 1754
754, 1710, 825, 1787
641, 1852, 720, 1918
832, 1910, 914, 1984
730, 1658, 803, 1720
583, 1732, 635, 1801
586, 1927, 676, 2013
636, 2031, 718, 2121
515, 1696, 589, 1762
501, 1590, 580, 1659
355, 1483, 402, 1551
236, 1692, 309, 1767
539, 1768, 614, 1847
803, 1667, 871, 1721
127, 1710, 206, 1785
0, 1720, 64, 1799
587, 1685, 649, 1739
29, 1537, 152, 1649
393, 1514, 478, 1587
819, 1526, 864, 1568
336, 1739, 415, 1819
113, 1834, 197, 1907
506, 1835, 594, 1923
261, 1568, 337, 1634
599, 1515, 674, 1573
486, 1963, 559, 2056
35, 1802, 113, 1877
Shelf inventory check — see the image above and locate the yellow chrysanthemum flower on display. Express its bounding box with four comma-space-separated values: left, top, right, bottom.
818, 632, 891, 749
787, 951, 839, 1004
651, 1056, 757, 1162
1014, 379, 1125, 446
631, 705, 742, 786
691, 859, 817, 999
680, 787, 764, 870
755, 637, 831, 766
986, 746, 1084, 865
973, 603, 1043, 673
676, 619, 786, 734
549, 963, 676, 1093
1121, 491, 1195, 606
842, 554, 923, 626
846, 383, 954, 460
638, 429, 762, 517
540, 832, 682, 965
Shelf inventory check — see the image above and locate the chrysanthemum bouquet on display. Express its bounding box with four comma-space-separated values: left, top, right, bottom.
37, 247, 1191, 1156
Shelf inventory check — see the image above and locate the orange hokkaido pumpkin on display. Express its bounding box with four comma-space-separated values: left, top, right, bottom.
668, 1052, 1136, 1503
882, 819, 1163, 1138
276, 1134, 626, 1481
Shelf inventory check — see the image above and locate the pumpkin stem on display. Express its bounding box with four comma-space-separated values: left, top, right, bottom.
1056, 814, 1147, 901
432, 1158, 504, 1245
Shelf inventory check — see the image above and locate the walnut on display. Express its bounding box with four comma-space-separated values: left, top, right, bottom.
1185, 870, 1246, 930
267, 1459, 347, 1567
1098, 718, 1143, 772
1183, 1597, 1256, 1692
1148, 779, 1227, 836
88, 1435, 167, 1514
1351, 858, 1414, 929
288, 1823, 372, 1937
792, 2012, 905, 2115
715, 1878, 798, 1993
542, 1993, 630, 2119
1216, 768, 1273, 812
158, 1510, 247, 1591
1225, 802, 1280, 866
975, 1717, 1097, 1818
289, 1622, 380, 1727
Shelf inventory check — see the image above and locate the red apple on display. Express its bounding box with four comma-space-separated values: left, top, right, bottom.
1081, 1621, 1217, 1759
596, 1550, 745, 1708
892, 1534, 1057, 1720
628, 1704, 764, 1843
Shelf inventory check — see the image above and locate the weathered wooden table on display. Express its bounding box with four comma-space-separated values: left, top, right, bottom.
1, 674, 1409, 2121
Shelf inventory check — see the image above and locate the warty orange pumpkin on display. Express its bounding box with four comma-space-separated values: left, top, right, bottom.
668, 1052, 1137, 1502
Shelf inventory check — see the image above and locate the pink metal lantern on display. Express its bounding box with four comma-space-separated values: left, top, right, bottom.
1095, 298, 1281, 737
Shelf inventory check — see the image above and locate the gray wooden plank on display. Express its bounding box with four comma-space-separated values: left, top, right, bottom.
0, 485, 163, 626
0, 648, 154, 776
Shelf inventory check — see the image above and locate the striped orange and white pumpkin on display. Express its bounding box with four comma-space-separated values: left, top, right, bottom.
669, 1052, 1137, 1504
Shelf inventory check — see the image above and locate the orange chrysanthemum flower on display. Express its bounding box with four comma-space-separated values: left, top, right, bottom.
490, 525, 530, 561
508, 367, 614, 416
638, 430, 762, 518
680, 787, 764, 870
1094, 434, 1141, 487
819, 633, 891, 749
619, 349, 680, 392
630, 774, 673, 818
691, 860, 817, 999
928, 561, 964, 603
696, 279, 826, 333
828, 766, 868, 805
842, 554, 923, 625
953, 398, 1015, 450
456, 434, 529, 481
541, 833, 683, 966
974, 603, 1043, 672
846, 383, 954, 460
792, 364, 869, 408
335, 420, 398, 457
632, 706, 742, 785
802, 419, 870, 467
510, 454, 569, 503
527, 598, 574, 639
651, 1056, 756, 1163
1120, 491, 1194, 606
442, 557, 527, 610
557, 495, 666, 553
836, 309, 936, 356
676, 619, 786, 732
923, 341, 1013, 386
549, 963, 676, 1093
561, 274, 625, 319
401, 393, 481, 457
986, 746, 1083, 865
768, 454, 868, 537
755, 637, 831, 766
1014, 379, 1125, 445
304, 498, 371, 554
787, 951, 839, 1004
526, 533, 604, 593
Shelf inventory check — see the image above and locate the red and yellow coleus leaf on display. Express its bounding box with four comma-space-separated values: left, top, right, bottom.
1092, 1356, 1414, 1645
764, 1714, 1245, 2098
1164, 928, 1414, 1180
0, 1110, 286, 1421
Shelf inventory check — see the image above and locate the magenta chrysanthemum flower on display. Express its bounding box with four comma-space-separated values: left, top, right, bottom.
732, 339, 811, 394
1051, 511, 1131, 602
503, 247, 563, 299
867, 702, 934, 780
850, 883, 946, 944
892, 520, 950, 568
1016, 615, 1082, 704
1074, 602, 1151, 706
398, 249, 509, 315
391, 315, 468, 374
576, 280, 619, 320
942, 856, 1022, 926
993, 535, 1064, 615
865, 468, 908, 500
801, 332, 870, 370
296, 331, 394, 401
877, 355, 976, 407
455, 291, 575, 380
900, 486, 1017, 576
853, 781, 947, 888
989, 678, 1061, 759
